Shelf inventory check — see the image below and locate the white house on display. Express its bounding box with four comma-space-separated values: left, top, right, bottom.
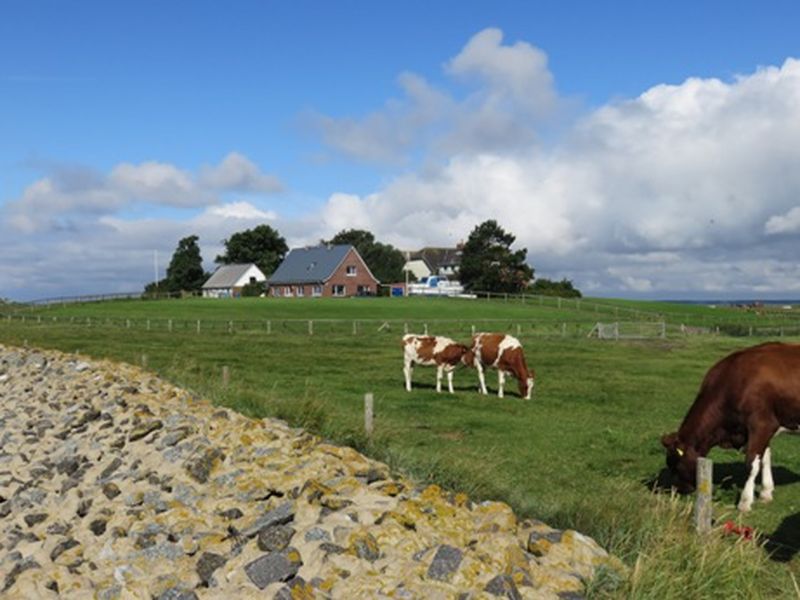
202, 263, 266, 298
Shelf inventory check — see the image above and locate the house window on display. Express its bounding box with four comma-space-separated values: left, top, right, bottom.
346, 265, 357, 276
284, 286, 292, 297
249, 276, 257, 284
312, 285, 322, 297
296, 286, 305, 297
273, 287, 281, 297
333, 284, 346, 297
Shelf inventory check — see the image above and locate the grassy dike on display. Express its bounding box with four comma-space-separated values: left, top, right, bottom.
2, 297, 799, 597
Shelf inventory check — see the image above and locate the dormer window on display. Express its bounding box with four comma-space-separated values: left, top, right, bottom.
346, 265, 357, 276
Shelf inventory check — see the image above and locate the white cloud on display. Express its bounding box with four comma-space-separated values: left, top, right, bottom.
306, 27, 558, 163
199, 152, 283, 193
3, 154, 284, 234
307, 57, 800, 296
765, 206, 800, 234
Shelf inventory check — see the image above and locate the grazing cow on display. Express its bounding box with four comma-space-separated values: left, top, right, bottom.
662, 342, 800, 512
469, 333, 535, 400
402, 334, 472, 393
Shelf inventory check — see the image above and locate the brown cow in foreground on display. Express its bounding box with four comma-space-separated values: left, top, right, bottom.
469, 333, 535, 400
402, 334, 472, 393
662, 342, 800, 511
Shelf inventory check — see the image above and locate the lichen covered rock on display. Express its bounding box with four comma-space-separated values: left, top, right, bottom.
0, 345, 625, 598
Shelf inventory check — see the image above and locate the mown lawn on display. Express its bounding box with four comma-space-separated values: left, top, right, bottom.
2, 297, 800, 597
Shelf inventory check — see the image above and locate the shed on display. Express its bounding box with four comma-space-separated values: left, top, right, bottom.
202, 264, 266, 298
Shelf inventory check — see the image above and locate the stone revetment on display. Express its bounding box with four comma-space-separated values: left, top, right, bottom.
0, 345, 623, 598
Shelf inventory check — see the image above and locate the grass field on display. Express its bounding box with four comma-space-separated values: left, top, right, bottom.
2, 296, 800, 597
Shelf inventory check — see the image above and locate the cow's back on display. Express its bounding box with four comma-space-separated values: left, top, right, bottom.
688, 343, 800, 433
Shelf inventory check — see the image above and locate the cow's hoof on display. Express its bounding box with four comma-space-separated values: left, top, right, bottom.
737, 501, 753, 512
760, 492, 774, 503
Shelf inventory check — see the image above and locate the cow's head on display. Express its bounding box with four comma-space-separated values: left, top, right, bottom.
661, 432, 697, 493
460, 346, 476, 367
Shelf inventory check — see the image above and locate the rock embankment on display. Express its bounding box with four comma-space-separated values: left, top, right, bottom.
0, 345, 623, 598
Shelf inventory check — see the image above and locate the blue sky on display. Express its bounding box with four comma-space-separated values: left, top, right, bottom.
3, 1, 800, 300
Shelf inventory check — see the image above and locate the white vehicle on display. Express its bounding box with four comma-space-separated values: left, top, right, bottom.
407, 276, 466, 297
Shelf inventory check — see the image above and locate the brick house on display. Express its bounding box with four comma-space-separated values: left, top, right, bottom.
267, 245, 379, 298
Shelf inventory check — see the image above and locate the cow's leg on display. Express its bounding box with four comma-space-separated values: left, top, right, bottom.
446, 368, 454, 394
739, 427, 774, 511
403, 359, 413, 392
436, 365, 443, 393
497, 371, 505, 398
476, 362, 488, 394
760, 446, 774, 503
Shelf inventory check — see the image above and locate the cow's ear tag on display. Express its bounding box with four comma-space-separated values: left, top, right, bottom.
676, 448, 685, 457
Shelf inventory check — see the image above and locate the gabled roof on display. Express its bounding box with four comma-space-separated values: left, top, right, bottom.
268, 245, 357, 284
409, 247, 462, 273
203, 263, 263, 289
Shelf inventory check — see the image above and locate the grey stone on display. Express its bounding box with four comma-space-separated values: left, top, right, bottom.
304, 527, 330, 542
98, 457, 123, 481
129, 420, 163, 442
196, 552, 227, 586
485, 574, 522, 599
102, 482, 121, 499
243, 548, 302, 589
241, 502, 295, 538
184, 447, 225, 483
427, 544, 463, 582
156, 588, 198, 600
3, 556, 40, 592
258, 525, 296, 551
23, 512, 48, 527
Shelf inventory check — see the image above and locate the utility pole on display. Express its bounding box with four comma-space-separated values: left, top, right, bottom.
154, 250, 159, 294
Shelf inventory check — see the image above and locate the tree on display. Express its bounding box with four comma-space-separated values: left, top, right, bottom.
530, 277, 582, 298
324, 229, 405, 284
216, 225, 288, 277
459, 220, 533, 293
165, 235, 207, 292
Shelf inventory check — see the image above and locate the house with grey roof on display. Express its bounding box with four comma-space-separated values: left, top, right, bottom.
267, 245, 379, 298
202, 263, 266, 298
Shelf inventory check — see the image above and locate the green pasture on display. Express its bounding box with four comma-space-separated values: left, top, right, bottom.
2, 296, 800, 597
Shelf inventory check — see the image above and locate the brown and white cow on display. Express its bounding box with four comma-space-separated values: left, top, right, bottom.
662, 342, 800, 511
469, 333, 535, 400
402, 334, 472, 393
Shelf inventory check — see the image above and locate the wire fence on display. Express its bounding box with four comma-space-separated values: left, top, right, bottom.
3, 311, 800, 341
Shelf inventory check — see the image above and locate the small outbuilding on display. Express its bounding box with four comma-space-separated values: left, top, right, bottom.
267, 245, 379, 298
202, 263, 266, 298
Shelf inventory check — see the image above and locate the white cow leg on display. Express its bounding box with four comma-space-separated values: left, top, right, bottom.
497, 371, 505, 398
436, 365, 443, 393
477, 363, 488, 394
525, 377, 534, 400
404, 362, 413, 392
760, 447, 774, 503
738, 455, 761, 512
446, 370, 454, 394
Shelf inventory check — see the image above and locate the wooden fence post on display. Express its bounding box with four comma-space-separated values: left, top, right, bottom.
423, 323, 428, 335
471, 324, 476, 336
141, 354, 148, 368
197, 320, 201, 334
222, 366, 230, 387
352, 321, 357, 335
695, 457, 713, 534
364, 393, 374, 437
308, 320, 313, 335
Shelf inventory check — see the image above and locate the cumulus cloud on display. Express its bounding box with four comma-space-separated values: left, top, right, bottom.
306, 28, 558, 163
198, 152, 283, 193
3, 153, 283, 234
308, 56, 800, 297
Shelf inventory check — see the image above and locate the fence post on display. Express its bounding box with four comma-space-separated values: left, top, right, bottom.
308, 320, 313, 335
517, 324, 521, 336
197, 320, 201, 334
471, 324, 476, 336
168, 319, 173, 332
222, 366, 230, 387
561, 323, 566, 337
404, 322, 408, 334
228, 320, 233, 334
615, 322, 619, 341
661, 322, 666, 339
141, 354, 148, 368
695, 457, 713, 534
352, 321, 357, 335
749, 326, 753, 337
423, 323, 428, 335
147, 319, 151, 331
267, 320, 271, 335
364, 393, 374, 438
